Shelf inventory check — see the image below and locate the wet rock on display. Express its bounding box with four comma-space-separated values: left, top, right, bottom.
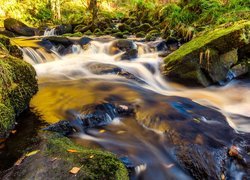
43, 36, 73, 47
109, 39, 138, 60
163, 21, 250, 86
4, 18, 35, 36
86, 63, 145, 83
55, 24, 72, 35
1, 132, 128, 180
87, 63, 121, 75
231, 63, 248, 78
38, 39, 54, 51
0, 30, 16, 37
133, 91, 250, 178
46, 103, 134, 135
78, 37, 92, 46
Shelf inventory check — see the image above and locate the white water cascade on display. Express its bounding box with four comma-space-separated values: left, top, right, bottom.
43, 28, 56, 36
21, 39, 250, 133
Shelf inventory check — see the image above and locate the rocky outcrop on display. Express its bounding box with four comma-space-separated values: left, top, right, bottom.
163, 21, 250, 86
4, 18, 35, 36
0, 36, 38, 138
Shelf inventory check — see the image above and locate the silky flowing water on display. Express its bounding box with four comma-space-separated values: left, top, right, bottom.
6, 37, 250, 179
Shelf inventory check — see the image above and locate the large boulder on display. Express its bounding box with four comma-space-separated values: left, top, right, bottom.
163, 21, 250, 86
109, 39, 138, 60
55, 24, 73, 35
4, 18, 35, 36
0, 37, 37, 138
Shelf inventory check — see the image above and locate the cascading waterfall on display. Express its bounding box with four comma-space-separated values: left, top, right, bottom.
43, 28, 56, 36
20, 38, 250, 132
18, 37, 250, 179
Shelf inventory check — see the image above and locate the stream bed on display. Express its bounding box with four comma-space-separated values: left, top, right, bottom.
1, 37, 250, 179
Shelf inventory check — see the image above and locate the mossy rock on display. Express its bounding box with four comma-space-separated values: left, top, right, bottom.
2, 132, 129, 180
136, 31, 145, 38
84, 30, 93, 36
4, 18, 35, 36
136, 23, 152, 33
113, 32, 126, 39
0, 103, 15, 137
0, 38, 37, 138
117, 23, 131, 32
163, 21, 250, 86
62, 32, 83, 37
0, 35, 22, 58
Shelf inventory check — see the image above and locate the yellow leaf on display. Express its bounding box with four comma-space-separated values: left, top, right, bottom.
15, 155, 26, 166
99, 129, 106, 133
117, 131, 126, 134
89, 155, 94, 159
67, 149, 79, 153
26, 150, 40, 157
70, 167, 81, 174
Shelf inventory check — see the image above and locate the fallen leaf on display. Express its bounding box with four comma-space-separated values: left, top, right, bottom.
67, 149, 79, 153
11, 130, 17, 134
15, 155, 26, 166
229, 145, 238, 157
221, 174, 225, 180
89, 155, 94, 159
117, 131, 126, 134
70, 167, 81, 174
99, 129, 106, 133
26, 150, 40, 157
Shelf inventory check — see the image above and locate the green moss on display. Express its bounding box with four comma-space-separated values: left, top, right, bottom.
45, 133, 129, 180
0, 103, 15, 137
165, 21, 250, 65
114, 32, 126, 39
84, 30, 93, 36
62, 32, 83, 37
0, 37, 38, 137
136, 31, 145, 38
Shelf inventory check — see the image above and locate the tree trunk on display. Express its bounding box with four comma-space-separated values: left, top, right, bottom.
51, 0, 61, 21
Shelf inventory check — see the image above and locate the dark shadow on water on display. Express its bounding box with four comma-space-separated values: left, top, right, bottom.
0, 108, 47, 171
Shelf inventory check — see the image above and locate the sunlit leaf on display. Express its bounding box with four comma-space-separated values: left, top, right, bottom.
26, 150, 40, 157
70, 167, 81, 174
67, 149, 79, 153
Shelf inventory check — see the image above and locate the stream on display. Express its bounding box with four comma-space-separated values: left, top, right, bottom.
1, 36, 250, 179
